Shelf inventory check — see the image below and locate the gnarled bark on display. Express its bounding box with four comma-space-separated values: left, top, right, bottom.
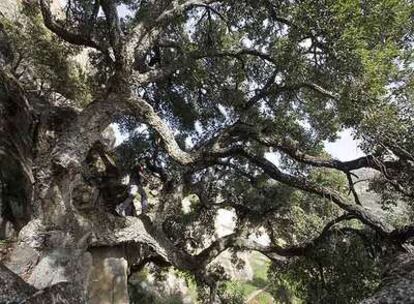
0, 263, 87, 304
360, 253, 414, 304
0, 2, 413, 304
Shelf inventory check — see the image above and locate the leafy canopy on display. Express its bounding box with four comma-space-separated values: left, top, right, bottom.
3, 0, 414, 303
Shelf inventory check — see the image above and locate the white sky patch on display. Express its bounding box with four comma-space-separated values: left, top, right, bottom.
117, 4, 133, 18
133, 124, 149, 135
325, 129, 364, 161
217, 104, 229, 118
215, 209, 236, 238
184, 7, 206, 39
264, 129, 364, 166
240, 37, 253, 49
275, 72, 284, 85
265, 151, 280, 166
249, 227, 270, 246
299, 37, 312, 50
185, 137, 193, 149
114, 123, 150, 147
194, 120, 203, 134
111, 123, 128, 147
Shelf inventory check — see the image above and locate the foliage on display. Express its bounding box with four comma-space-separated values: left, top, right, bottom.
0, 3, 92, 104
264, 170, 383, 303
268, 229, 382, 304
2, 0, 414, 303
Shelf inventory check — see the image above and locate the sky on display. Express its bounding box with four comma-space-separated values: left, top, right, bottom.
325, 129, 364, 161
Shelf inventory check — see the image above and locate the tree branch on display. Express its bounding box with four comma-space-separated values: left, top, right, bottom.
196, 213, 359, 264
131, 46, 280, 86
125, 94, 239, 166
190, 48, 278, 65
39, 0, 108, 56
231, 125, 399, 174
239, 149, 395, 235
155, 0, 217, 26
100, 0, 124, 65
347, 172, 362, 205
280, 82, 339, 100
131, 64, 178, 85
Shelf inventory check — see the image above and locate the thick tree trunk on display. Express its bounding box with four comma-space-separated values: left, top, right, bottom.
1, 4, 413, 303
0, 68, 124, 301
360, 252, 414, 304
0, 262, 87, 303
0, 71, 194, 302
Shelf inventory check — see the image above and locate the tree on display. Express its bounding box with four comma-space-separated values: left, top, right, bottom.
1, 0, 414, 303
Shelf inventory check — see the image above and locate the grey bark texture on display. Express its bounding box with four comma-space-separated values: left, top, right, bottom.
360, 253, 414, 304
0, 1, 414, 304
0, 263, 87, 304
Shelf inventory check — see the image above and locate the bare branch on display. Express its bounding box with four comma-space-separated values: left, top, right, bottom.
191, 48, 278, 65
243, 70, 278, 110
347, 172, 362, 205
194, 3, 229, 27
232, 125, 399, 174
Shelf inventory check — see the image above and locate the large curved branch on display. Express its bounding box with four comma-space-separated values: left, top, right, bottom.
52, 92, 396, 242
51, 96, 126, 169
47, 84, 399, 247
125, 94, 241, 166
240, 149, 395, 235
87, 210, 360, 273
50, 89, 236, 175
237, 126, 409, 199
231, 125, 400, 174
39, 0, 108, 56
59, 94, 395, 239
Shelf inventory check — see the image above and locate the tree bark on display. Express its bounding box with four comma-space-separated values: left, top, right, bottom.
360, 253, 414, 304
0, 262, 87, 303
1, 2, 413, 304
